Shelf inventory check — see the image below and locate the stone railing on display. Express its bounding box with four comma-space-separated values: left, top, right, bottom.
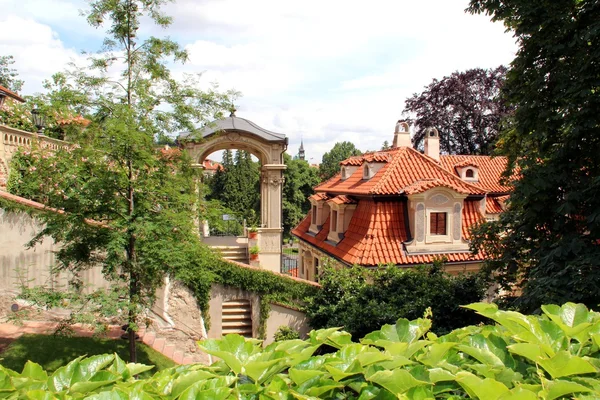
0, 124, 70, 189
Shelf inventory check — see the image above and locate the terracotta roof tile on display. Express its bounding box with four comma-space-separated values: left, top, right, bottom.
327, 195, 356, 205
485, 196, 504, 214
308, 193, 329, 202
440, 155, 511, 194
316, 147, 485, 196
0, 85, 25, 103
462, 199, 485, 239
292, 199, 486, 266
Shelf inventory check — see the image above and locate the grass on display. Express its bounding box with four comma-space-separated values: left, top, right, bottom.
283, 247, 298, 255
0, 334, 176, 377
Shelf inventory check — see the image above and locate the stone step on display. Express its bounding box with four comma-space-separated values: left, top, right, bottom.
222, 301, 251, 307
222, 307, 251, 314
152, 337, 166, 353
173, 350, 184, 364
163, 344, 176, 359
181, 355, 194, 364
142, 332, 156, 346
221, 320, 252, 329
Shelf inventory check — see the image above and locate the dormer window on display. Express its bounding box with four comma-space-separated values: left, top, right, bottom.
430, 212, 447, 235
455, 163, 479, 182
326, 196, 357, 243
309, 194, 330, 234
363, 164, 370, 180
341, 166, 348, 180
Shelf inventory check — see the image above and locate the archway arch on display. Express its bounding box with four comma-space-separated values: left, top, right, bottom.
180, 115, 288, 273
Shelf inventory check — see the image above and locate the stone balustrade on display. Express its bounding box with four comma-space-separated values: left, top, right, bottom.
0, 124, 70, 189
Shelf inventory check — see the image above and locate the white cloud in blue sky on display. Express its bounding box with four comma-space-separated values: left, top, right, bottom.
0, 0, 517, 163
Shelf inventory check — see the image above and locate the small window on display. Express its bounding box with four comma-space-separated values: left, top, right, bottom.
341, 167, 347, 180
311, 205, 317, 224
331, 210, 338, 232
465, 169, 474, 178
430, 212, 447, 235
314, 257, 320, 281
363, 164, 370, 179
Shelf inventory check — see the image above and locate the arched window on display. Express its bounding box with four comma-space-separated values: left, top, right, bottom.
363, 164, 370, 179
465, 169, 474, 178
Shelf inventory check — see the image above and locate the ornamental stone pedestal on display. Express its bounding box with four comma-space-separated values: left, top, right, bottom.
180, 115, 288, 273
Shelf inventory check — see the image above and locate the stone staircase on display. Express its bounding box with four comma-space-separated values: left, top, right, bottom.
211, 246, 249, 264
137, 328, 202, 365
221, 299, 253, 338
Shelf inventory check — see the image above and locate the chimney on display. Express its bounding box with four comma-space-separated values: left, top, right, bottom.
424, 127, 440, 161
392, 120, 411, 148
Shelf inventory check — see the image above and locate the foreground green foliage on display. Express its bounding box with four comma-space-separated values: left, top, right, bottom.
3, 303, 600, 399
307, 263, 487, 338
0, 334, 175, 377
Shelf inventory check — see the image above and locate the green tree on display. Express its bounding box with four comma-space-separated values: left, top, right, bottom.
319, 141, 362, 181
0, 55, 24, 92
8, 0, 231, 362
467, 0, 600, 311
402, 67, 511, 155
282, 153, 320, 237
207, 150, 260, 226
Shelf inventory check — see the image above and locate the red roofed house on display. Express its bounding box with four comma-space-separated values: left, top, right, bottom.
0, 84, 25, 106
292, 121, 510, 281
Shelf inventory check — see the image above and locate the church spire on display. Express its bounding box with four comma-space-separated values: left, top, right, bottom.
299, 138, 305, 160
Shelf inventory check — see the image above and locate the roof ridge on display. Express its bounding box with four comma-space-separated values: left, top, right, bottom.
402, 147, 486, 195
368, 148, 405, 194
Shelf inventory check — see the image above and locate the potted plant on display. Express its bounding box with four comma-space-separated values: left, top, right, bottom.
248, 226, 258, 239
249, 245, 260, 261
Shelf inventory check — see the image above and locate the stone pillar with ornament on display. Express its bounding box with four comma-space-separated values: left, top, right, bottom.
258, 164, 286, 272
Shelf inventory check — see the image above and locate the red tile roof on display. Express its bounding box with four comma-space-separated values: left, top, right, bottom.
309, 193, 329, 202
317, 147, 485, 196
202, 159, 222, 171
0, 85, 25, 103
485, 196, 504, 214
292, 199, 485, 266
327, 195, 356, 205
440, 155, 511, 194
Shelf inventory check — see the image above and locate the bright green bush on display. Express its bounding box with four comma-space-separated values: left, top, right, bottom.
273, 325, 300, 342
3, 302, 600, 399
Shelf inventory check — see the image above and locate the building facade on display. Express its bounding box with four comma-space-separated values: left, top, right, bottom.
292, 121, 510, 281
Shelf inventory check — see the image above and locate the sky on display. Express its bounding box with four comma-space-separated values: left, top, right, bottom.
0, 0, 517, 163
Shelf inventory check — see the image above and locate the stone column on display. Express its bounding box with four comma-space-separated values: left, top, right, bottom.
258, 164, 286, 273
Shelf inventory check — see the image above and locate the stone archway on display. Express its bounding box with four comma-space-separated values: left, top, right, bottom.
181, 114, 288, 273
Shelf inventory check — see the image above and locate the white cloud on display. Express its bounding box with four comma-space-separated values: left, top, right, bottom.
0, 15, 84, 94
0, 0, 518, 163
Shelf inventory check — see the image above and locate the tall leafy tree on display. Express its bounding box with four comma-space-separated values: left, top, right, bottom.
0, 55, 23, 92
8, 0, 231, 361
283, 153, 320, 237
207, 150, 260, 226
403, 67, 511, 155
468, 0, 600, 311
319, 141, 362, 181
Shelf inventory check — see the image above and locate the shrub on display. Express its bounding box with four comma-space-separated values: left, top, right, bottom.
306, 261, 487, 338
273, 325, 300, 342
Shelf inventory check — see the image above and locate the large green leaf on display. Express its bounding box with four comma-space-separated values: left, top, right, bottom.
537, 351, 597, 379
169, 370, 216, 398
455, 371, 509, 400
542, 379, 593, 400
366, 369, 430, 395
47, 355, 85, 392
417, 342, 457, 367
542, 303, 595, 343
362, 317, 431, 346
21, 362, 48, 382
198, 334, 261, 375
